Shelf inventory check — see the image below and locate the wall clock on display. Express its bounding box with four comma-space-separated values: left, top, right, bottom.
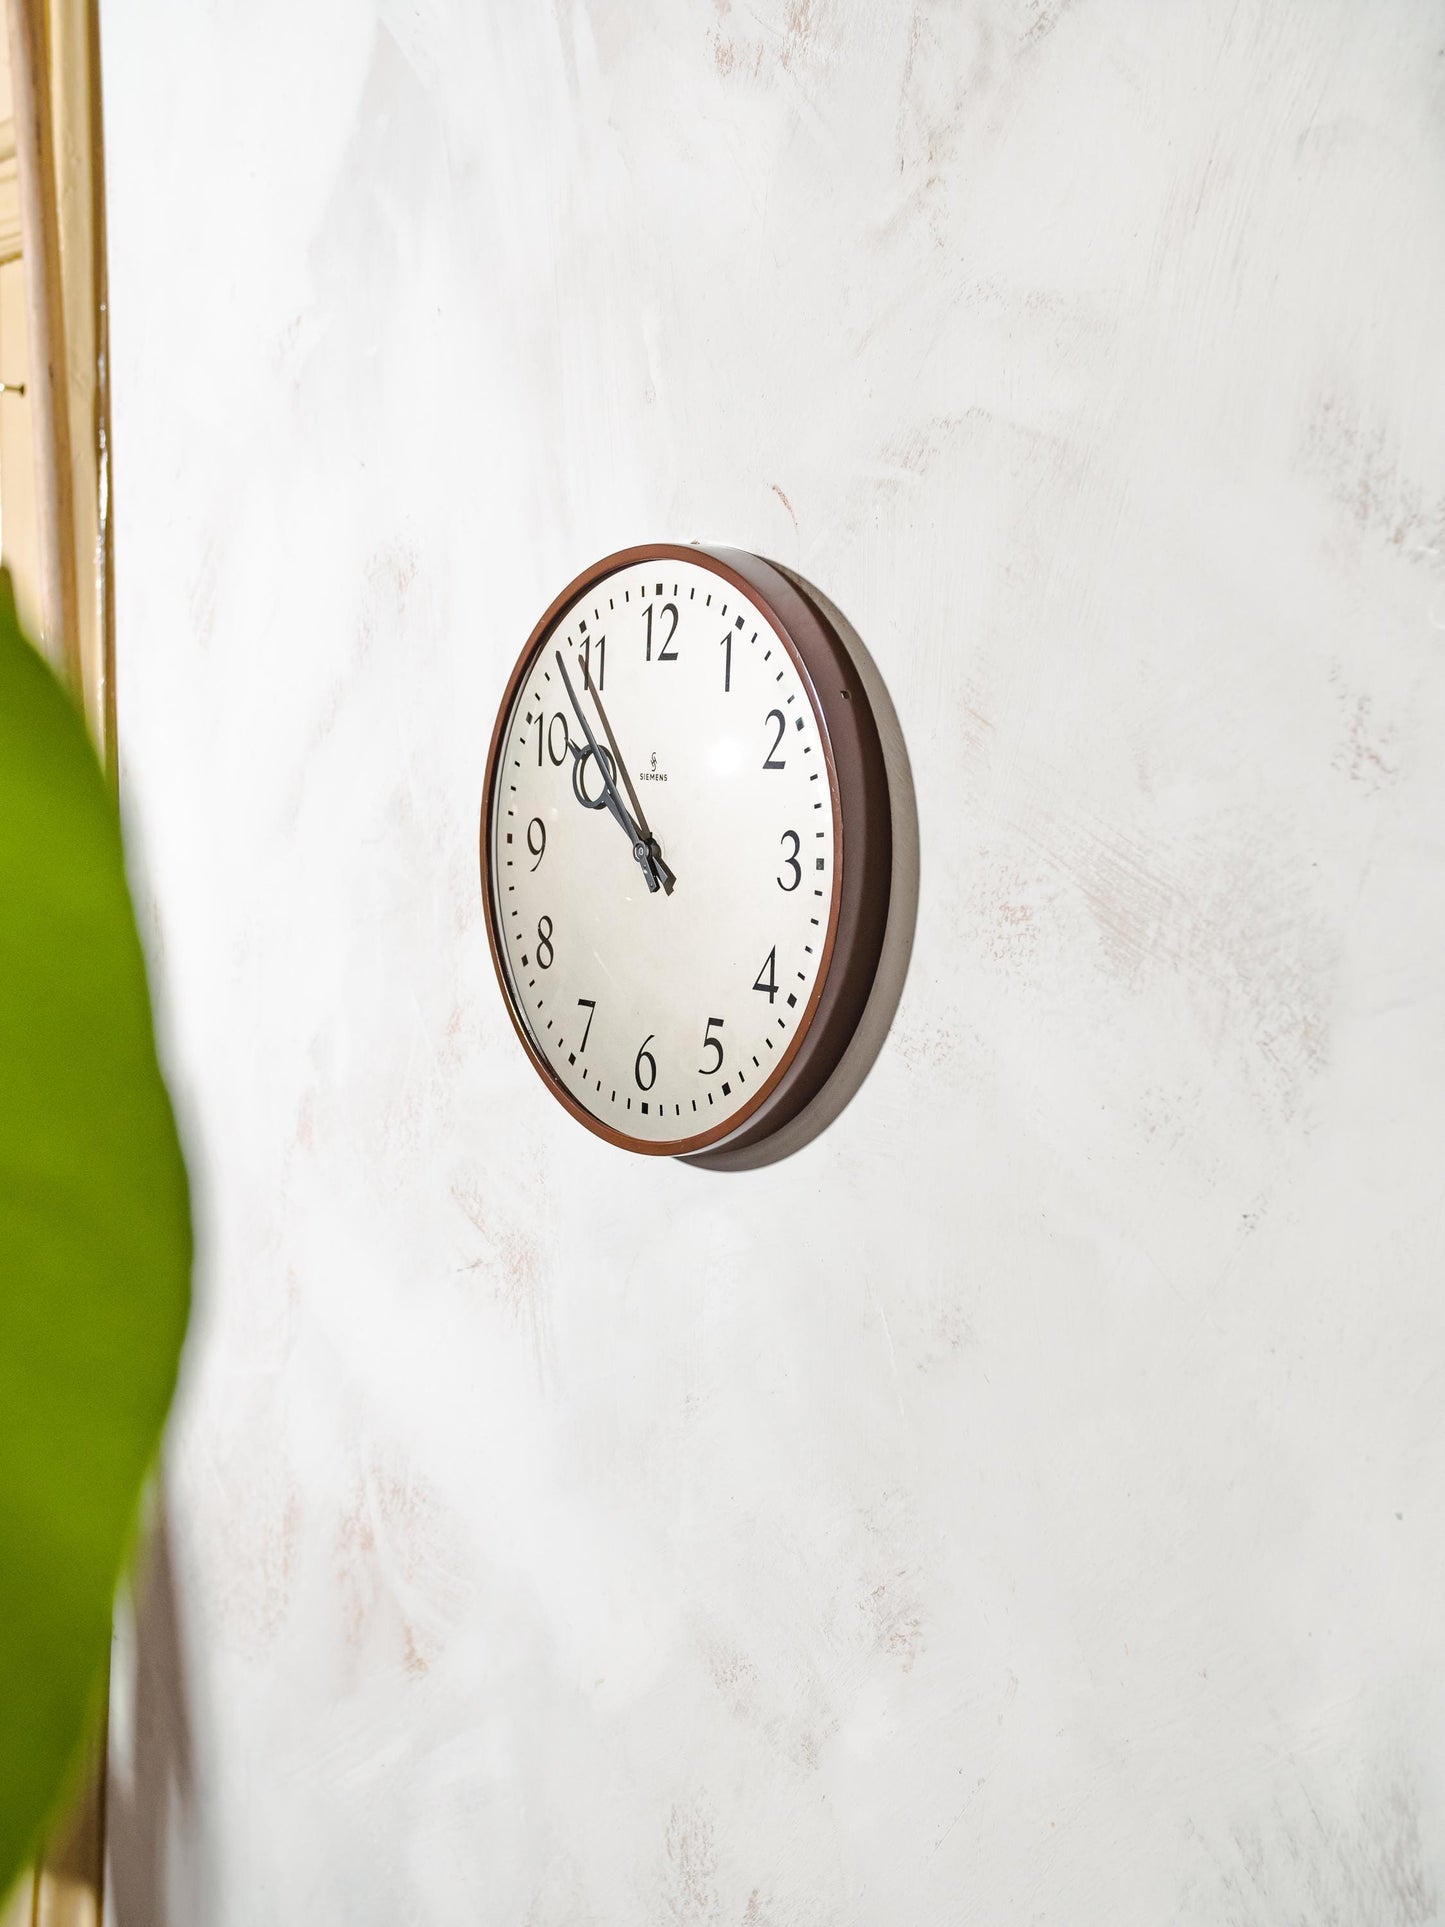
479, 544, 891, 1158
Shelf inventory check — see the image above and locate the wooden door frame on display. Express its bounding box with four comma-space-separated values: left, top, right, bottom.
3, 0, 115, 1919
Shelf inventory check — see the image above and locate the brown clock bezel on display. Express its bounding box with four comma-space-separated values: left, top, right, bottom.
479, 543, 891, 1158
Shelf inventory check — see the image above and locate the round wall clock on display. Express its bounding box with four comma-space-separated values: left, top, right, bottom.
479, 544, 891, 1158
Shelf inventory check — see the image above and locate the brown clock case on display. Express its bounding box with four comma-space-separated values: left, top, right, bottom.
480, 543, 892, 1159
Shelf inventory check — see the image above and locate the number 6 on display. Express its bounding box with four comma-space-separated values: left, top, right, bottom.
634, 1034, 657, 1091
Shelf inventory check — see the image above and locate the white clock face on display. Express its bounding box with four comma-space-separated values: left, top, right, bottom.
487, 555, 839, 1150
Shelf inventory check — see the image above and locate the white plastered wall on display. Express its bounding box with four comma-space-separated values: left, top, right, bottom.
102, 4, 1445, 1923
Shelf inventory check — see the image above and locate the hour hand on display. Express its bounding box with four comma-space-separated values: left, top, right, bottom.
555, 652, 673, 892
567, 736, 670, 890
643, 836, 675, 894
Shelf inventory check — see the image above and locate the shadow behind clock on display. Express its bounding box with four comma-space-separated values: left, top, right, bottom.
686, 562, 919, 1174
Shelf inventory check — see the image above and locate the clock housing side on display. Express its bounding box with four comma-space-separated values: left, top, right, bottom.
685, 548, 892, 1160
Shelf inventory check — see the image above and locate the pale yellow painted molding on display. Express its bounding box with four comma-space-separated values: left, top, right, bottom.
30, 1719, 104, 1927
3, 0, 115, 1920
4, 0, 79, 697
0, 118, 21, 263
45, 0, 109, 759
1, 1875, 38, 1927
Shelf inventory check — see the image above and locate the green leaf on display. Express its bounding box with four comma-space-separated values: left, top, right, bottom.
0, 575, 191, 1899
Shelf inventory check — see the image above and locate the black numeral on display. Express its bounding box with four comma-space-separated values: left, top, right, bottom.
577, 997, 596, 1051
720, 631, 732, 692
644, 601, 679, 662
536, 915, 554, 969
699, 1016, 725, 1076
763, 709, 786, 769
777, 830, 801, 891
634, 1033, 657, 1090
526, 816, 546, 871
581, 633, 606, 692
753, 946, 778, 1003
534, 711, 570, 766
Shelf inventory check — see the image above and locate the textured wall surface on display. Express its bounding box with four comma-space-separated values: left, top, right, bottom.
102, 4, 1445, 1922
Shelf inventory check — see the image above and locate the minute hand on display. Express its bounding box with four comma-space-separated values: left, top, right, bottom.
555, 651, 675, 893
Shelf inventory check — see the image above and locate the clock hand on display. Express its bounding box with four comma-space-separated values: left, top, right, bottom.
580, 671, 666, 871
566, 734, 653, 871
583, 695, 677, 892
555, 651, 675, 893
554, 652, 651, 871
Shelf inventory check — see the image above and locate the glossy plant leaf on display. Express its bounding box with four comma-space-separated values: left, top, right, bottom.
0, 575, 191, 1900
